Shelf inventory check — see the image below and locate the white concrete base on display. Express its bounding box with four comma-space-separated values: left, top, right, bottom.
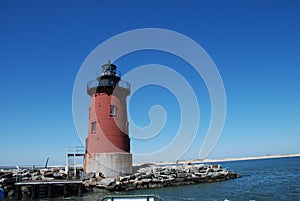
84, 152, 132, 178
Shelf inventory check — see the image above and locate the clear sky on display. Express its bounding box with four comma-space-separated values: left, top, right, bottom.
0, 0, 299, 166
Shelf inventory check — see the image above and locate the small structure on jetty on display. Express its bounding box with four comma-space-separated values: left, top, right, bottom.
65, 146, 85, 179
85, 61, 132, 177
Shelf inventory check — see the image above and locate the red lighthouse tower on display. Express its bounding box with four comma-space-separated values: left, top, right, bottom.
84, 61, 132, 177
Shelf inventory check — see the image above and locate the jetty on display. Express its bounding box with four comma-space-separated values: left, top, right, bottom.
0, 163, 241, 199
81, 163, 241, 191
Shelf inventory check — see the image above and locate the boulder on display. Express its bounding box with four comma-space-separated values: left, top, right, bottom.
30, 172, 39, 177
151, 178, 160, 183
0, 172, 13, 179
53, 172, 66, 179
39, 168, 51, 175
83, 172, 95, 181
140, 178, 152, 183
119, 176, 130, 182
95, 172, 104, 180
82, 180, 90, 187
51, 167, 60, 172
44, 172, 53, 177
177, 172, 186, 178
31, 176, 41, 181
21, 177, 29, 181
154, 167, 162, 172
199, 169, 208, 173
189, 166, 199, 173
21, 171, 30, 177
98, 178, 116, 187
3, 177, 15, 185
161, 169, 171, 175
89, 178, 97, 186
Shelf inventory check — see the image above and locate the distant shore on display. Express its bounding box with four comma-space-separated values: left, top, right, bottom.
194, 153, 300, 163
135, 153, 300, 166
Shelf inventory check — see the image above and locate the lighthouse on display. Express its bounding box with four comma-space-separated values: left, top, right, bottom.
84, 61, 132, 177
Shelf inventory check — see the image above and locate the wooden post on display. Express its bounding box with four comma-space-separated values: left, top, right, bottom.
78, 184, 82, 196
14, 185, 21, 200
31, 185, 37, 199
47, 185, 52, 198
64, 184, 68, 198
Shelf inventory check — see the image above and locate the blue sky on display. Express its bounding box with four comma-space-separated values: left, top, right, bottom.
0, 0, 299, 166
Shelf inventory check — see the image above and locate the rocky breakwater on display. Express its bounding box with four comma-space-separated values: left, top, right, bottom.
83, 163, 241, 191
0, 163, 241, 198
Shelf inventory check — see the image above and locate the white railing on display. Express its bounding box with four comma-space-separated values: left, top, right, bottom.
117, 80, 131, 91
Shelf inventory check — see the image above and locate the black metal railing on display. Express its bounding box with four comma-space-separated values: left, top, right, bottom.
97, 69, 122, 78
87, 80, 131, 96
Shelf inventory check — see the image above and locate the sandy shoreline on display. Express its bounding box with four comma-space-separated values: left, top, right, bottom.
134, 153, 300, 166
193, 153, 300, 163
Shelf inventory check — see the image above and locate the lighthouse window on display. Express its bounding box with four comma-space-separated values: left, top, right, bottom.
110, 105, 117, 117
91, 121, 96, 133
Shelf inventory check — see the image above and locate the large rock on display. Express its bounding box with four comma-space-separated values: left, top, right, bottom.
83, 172, 95, 181
89, 178, 97, 186
95, 172, 104, 180
53, 172, 66, 179
30, 172, 39, 177
140, 178, 152, 183
3, 177, 15, 185
39, 168, 51, 175
161, 169, 171, 175
0, 172, 13, 179
189, 166, 200, 173
177, 172, 186, 178
41, 176, 54, 180
44, 171, 53, 177
31, 176, 41, 181
119, 176, 130, 182
98, 178, 116, 186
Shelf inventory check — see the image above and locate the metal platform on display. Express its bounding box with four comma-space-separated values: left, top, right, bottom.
15, 180, 83, 185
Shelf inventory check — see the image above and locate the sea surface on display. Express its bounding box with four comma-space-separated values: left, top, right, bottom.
3, 156, 300, 201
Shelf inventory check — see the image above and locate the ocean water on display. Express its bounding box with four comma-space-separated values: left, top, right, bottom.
81, 156, 300, 201
3, 156, 300, 201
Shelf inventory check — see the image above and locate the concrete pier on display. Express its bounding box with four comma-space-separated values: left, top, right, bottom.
14, 180, 83, 200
